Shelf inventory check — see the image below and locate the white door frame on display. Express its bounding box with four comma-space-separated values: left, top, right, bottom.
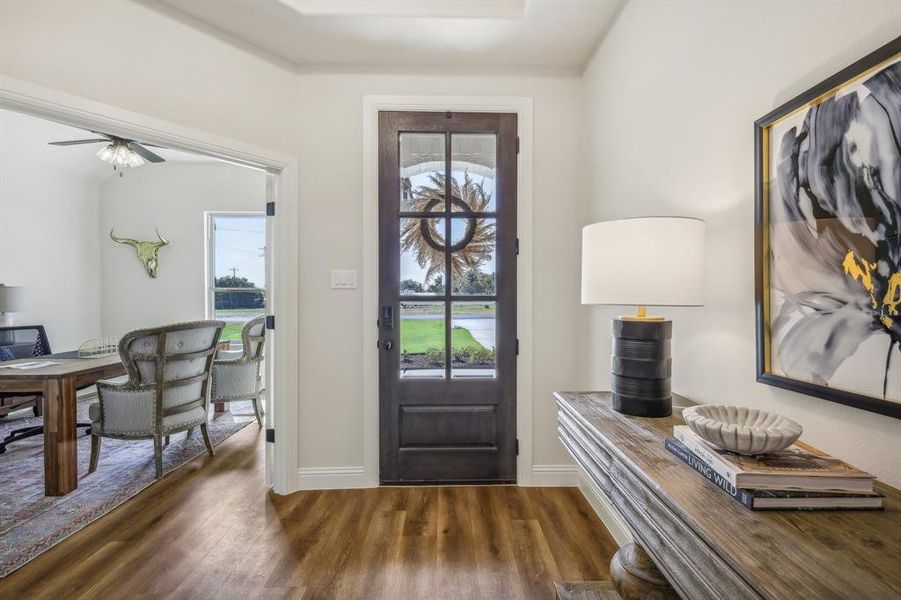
0, 75, 301, 494
361, 95, 534, 486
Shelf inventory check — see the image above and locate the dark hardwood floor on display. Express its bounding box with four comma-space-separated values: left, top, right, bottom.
0, 424, 618, 599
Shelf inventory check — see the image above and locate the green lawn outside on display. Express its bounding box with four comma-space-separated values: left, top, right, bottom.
214, 310, 266, 341
215, 308, 266, 318
401, 319, 484, 354
401, 303, 494, 317
221, 323, 244, 341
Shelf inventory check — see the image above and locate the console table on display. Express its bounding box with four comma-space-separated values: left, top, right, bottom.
556, 391, 901, 600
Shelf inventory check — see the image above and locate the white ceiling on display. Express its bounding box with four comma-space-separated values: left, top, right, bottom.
152, 0, 625, 74
0, 109, 222, 185
1, 110, 109, 184
280, 0, 527, 19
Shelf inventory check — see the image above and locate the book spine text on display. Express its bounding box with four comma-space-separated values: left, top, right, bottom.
672, 426, 739, 487
665, 437, 753, 509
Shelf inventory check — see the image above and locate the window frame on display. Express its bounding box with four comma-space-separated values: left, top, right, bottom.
204, 211, 267, 323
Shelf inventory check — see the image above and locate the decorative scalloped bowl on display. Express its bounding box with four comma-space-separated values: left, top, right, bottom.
681, 405, 803, 455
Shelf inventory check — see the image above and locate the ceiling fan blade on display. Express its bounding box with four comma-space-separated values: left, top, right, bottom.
127, 142, 165, 163
48, 139, 110, 146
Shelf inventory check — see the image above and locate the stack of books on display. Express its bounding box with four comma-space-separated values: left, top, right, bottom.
666, 425, 883, 511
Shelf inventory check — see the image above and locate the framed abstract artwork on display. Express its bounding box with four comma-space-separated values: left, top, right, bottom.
755, 36, 901, 418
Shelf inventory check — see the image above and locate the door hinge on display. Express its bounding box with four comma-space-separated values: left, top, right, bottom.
515, 438, 520, 455
266, 428, 275, 443
266, 315, 275, 330
516, 136, 520, 154
515, 338, 519, 356
266, 201, 275, 216
515, 238, 520, 256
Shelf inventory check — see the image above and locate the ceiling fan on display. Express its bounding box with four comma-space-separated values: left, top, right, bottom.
48, 132, 165, 176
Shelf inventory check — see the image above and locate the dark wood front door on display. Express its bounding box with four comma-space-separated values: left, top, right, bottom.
378, 111, 517, 483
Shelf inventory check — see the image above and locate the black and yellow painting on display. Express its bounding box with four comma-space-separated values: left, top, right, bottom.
755, 37, 901, 418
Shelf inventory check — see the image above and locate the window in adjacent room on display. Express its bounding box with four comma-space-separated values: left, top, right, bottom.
206, 212, 266, 342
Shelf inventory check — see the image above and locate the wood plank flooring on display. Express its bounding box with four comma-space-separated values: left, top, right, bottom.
0, 425, 618, 599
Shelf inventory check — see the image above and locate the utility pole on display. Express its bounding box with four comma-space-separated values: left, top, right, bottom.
228, 267, 239, 277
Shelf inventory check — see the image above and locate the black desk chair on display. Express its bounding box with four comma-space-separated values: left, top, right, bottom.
0, 325, 92, 454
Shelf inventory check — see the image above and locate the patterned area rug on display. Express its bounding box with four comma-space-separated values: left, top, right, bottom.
0, 397, 254, 577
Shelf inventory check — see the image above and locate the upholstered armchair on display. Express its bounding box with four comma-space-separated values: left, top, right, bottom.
88, 320, 225, 479
211, 316, 266, 426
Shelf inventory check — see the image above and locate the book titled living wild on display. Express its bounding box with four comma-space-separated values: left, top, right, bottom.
673, 426, 874, 492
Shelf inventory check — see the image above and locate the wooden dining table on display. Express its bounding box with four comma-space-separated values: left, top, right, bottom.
0, 353, 126, 496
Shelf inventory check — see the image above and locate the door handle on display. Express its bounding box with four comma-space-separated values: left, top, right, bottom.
384, 340, 393, 351
382, 305, 394, 329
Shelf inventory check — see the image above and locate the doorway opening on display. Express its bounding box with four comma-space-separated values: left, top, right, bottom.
0, 80, 298, 498
0, 100, 296, 572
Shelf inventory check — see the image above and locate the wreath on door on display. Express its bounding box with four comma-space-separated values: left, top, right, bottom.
400, 172, 496, 285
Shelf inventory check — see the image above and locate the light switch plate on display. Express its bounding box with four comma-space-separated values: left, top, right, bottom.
331, 269, 357, 289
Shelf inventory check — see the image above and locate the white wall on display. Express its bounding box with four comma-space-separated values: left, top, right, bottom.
12, 0, 895, 490
581, 1, 901, 487
0, 110, 103, 352
0, 0, 299, 156
0, 0, 582, 479
0, 107, 264, 351
295, 74, 583, 471
99, 161, 266, 337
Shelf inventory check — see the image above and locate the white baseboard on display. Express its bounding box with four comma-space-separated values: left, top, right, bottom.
296, 466, 370, 490
530, 464, 578, 486
295, 464, 576, 489
577, 468, 633, 547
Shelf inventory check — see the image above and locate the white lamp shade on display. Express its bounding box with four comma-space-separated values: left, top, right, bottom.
0, 285, 24, 312
581, 217, 705, 306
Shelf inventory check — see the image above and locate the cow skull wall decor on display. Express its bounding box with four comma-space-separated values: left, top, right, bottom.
110, 229, 169, 278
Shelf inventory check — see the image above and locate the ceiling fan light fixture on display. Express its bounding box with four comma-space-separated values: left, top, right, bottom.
97, 141, 145, 172
96, 143, 115, 163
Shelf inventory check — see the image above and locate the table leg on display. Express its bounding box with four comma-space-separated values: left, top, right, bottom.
43, 376, 79, 496
609, 544, 678, 600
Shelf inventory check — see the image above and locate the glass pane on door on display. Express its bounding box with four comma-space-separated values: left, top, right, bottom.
400, 133, 446, 212
451, 133, 496, 212
400, 217, 447, 295
451, 301, 497, 379
400, 301, 446, 379
450, 217, 496, 295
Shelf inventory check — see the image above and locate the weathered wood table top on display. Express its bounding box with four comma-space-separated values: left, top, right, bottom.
0, 353, 123, 382
556, 391, 901, 600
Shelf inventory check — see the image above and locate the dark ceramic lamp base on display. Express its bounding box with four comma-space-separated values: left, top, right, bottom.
610, 319, 672, 417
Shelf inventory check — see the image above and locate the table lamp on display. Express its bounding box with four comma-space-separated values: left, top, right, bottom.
581, 217, 705, 417
0, 284, 23, 327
